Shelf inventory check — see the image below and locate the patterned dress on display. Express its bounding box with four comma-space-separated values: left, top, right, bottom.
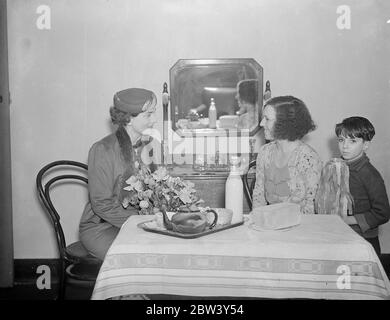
253, 141, 323, 214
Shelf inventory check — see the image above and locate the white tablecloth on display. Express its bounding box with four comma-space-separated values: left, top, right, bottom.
91, 215, 390, 300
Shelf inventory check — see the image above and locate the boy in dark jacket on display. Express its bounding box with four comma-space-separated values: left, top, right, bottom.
335, 116, 390, 255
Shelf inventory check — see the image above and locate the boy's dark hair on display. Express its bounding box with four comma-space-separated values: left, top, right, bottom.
265, 96, 316, 141
238, 79, 258, 105
335, 116, 375, 141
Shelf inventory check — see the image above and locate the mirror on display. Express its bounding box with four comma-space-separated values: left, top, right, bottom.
169, 59, 263, 136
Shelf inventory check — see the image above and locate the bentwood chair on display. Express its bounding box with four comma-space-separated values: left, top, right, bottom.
242, 159, 257, 211
36, 160, 102, 300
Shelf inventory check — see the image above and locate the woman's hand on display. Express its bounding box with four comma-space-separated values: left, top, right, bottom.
341, 215, 358, 225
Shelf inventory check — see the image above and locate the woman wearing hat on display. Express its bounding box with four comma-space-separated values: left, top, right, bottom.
79, 88, 157, 260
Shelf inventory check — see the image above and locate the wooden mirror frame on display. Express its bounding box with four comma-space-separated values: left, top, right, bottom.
169, 58, 264, 137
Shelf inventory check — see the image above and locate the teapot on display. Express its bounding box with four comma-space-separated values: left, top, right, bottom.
160, 205, 218, 234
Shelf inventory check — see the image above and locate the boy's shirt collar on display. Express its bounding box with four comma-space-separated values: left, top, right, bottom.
344, 153, 369, 172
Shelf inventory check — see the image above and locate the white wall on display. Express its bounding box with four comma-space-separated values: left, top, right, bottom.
7, 0, 390, 258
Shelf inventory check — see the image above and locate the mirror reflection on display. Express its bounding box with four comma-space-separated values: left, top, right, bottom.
236, 79, 259, 130
170, 59, 263, 135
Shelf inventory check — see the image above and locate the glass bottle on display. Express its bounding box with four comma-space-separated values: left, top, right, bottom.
208, 98, 217, 129
225, 156, 243, 224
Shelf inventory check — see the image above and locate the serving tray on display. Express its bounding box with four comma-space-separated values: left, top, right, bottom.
137, 219, 245, 239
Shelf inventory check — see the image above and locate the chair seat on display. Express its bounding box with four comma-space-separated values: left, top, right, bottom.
65, 242, 102, 282
66, 262, 101, 282
66, 241, 101, 264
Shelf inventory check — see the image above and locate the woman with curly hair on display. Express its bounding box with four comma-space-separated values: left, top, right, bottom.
252, 96, 322, 214
79, 88, 157, 260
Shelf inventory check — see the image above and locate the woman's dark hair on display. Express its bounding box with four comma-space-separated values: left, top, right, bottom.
238, 79, 258, 105
110, 106, 134, 126
265, 96, 316, 141
109, 106, 138, 165
109, 106, 139, 196
335, 116, 375, 141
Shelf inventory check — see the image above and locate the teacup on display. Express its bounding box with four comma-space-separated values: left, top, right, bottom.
210, 208, 233, 226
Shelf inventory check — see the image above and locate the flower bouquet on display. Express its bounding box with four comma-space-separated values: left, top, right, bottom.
121, 166, 203, 215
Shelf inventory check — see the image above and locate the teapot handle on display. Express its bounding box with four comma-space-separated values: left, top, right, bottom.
206, 209, 218, 229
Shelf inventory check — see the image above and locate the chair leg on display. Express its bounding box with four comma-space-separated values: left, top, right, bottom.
58, 259, 66, 300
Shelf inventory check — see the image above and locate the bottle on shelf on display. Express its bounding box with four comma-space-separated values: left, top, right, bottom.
208, 98, 217, 129
225, 155, 243, 224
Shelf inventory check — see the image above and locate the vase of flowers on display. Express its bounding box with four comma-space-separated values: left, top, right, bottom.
121, 166, 203, 215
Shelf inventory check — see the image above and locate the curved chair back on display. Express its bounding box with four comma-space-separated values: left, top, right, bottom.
242, 159, 257, 211
36, 160, 88, 262
37, 160, 102, 299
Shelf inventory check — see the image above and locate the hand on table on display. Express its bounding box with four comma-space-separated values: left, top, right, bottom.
341, 215, 358, 225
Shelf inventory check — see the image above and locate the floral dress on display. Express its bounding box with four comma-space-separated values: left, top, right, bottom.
264, 161, 291, 204
252, 141, 323, 214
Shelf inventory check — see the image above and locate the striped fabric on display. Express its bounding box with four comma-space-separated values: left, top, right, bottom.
91, 215, 390, 300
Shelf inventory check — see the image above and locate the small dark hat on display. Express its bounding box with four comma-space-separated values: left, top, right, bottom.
113, 88, 156, 114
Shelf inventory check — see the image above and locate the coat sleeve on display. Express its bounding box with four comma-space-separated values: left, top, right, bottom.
296, 148, 323, 214
87, 143, 138, 228
354, 172, 390, 233
252, 146, 267, 208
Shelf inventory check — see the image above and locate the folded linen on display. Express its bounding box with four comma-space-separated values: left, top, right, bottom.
219, 115, 239, 128
250, 203, 301, 230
